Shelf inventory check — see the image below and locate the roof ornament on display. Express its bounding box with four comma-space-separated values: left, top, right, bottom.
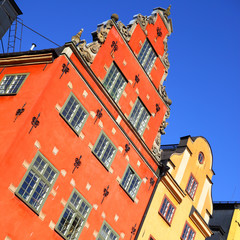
163, 5, 171, 19
111, 13, 119, 22
71, 29, 83, 46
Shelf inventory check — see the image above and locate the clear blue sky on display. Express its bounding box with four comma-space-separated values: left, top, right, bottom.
2, 0, 240, 202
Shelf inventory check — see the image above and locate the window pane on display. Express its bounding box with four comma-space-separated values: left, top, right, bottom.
61, 94, 88, 134
70, 192, 81, 209
66, 215, 83, 240
97, 222, 119, 240
186, 175, 198, 199
138, 40, 157, 74
56, 190, 91, 240
18, 170, 39, 201
160, 198, 168, 216
29, 179, 49, 210
121, 166, 141, 199
93, 132, 116, 169
121, 167, 133, 190
129, 99, 150, 135
0, 74, 27, 94
94, 134, 108, 159
16, 152, 58, 213
103, 63, 127, 102
57, 206, 75, 234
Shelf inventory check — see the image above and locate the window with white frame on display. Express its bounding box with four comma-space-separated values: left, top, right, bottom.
0, 73, 28, 95
121, 165, 141, 199
16, 152, 59, 213
129, 98, 150, 136
97, 221, 119, 240
186, 174, 198, 199
60, 93, 88, 134
159, 196, 176, 224
181, 222, 196, 240
137, 40, 157, 74
55, 189, 91, 240
93, 131, 117, 169
103, 62, 127, 102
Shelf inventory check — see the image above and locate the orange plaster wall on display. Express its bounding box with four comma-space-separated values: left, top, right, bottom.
91, 25, 167, 158
128, 13, 169, 89
0, 54, 157, 239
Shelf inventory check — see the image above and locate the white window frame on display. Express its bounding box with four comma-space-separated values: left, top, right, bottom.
137, 39, 157, 74
181, 222, 196, 240
60, 92, 89, 135
92, 131, 117, 170
186, 174, 198, 199
55, 189, 92, 240
159, 196, 176, 224
120, 165, 141, 199
0, 73, 29, 95
97, 221, 119, 240
103, 62, 127, 102
129, 98, 150, 136
16, 151, 59, 213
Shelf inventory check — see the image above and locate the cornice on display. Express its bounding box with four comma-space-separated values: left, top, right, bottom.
190, 210, 213, 238
161, 172, 186, 203
0, 53, 54, 67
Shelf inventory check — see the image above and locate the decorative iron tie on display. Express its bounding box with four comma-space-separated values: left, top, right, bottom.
94, 108, 103, 124
133, 74, 140, 88
14, 103, 26, 122
101, 185, 109, 204
72, 155, 82, 173
60, 63, 70, 79
29, 113, 40, 134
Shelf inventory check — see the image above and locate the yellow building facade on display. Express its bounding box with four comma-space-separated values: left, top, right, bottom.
136, 136, 214, 240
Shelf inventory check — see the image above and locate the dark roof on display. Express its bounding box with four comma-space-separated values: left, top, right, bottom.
213, 202, 240, 210
160, 135, 192, 161
206, 204, 236, 240
7, 0, 22, 15
0, 46, 64, 59
0, 0, 22, 15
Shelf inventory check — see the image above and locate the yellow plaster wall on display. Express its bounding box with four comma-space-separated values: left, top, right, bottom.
227, 208, 240, 240
137, 181, 206, 240
136, 136, 214, 240
170, 137, 213, 218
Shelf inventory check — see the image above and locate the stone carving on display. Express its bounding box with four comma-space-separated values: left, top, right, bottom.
163, 5, 171, 19
159, 85, 172, 106
117, 21, 131, 41
148, 13, 157, 25
76, 19, 114, 64
77, 40, 100, 64
159, 120, 168, 135
71, 29, 84, 46
163, 36, 169, 52
97, 20, 113, 43
165, 109, 170, 119
162, 52, 170, 69
136, 14, 148, 31
151, 129, 162, 162
88, 41, 101, 54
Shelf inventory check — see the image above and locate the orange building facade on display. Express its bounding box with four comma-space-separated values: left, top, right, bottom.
0, 7, 173, 240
